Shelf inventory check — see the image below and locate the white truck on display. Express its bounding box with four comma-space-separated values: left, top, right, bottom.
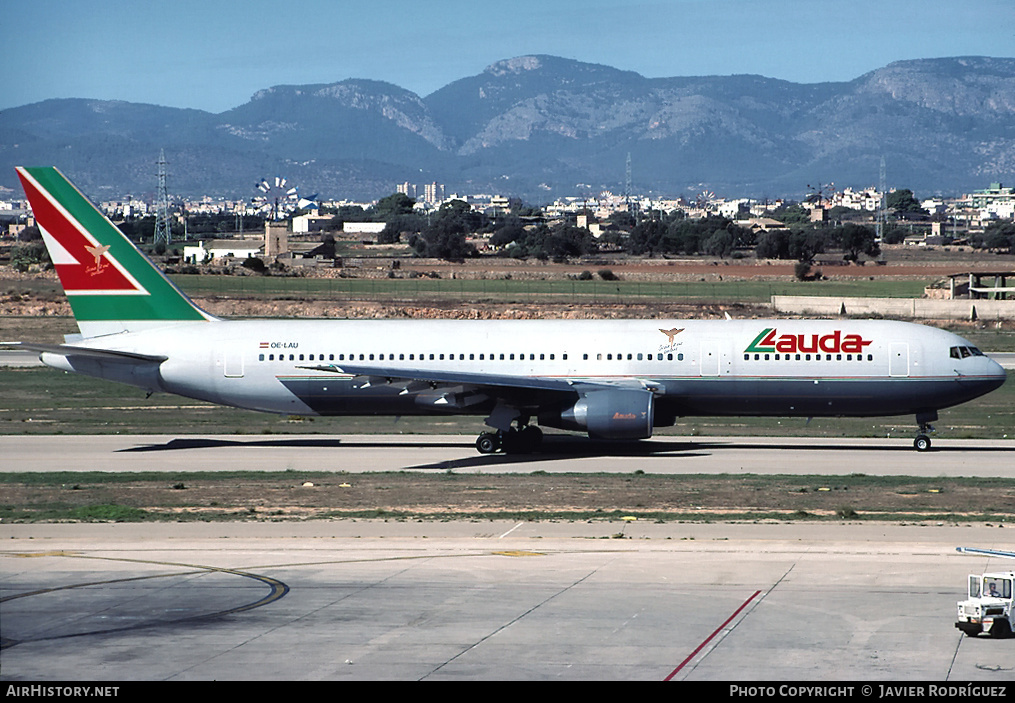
954, 547, 1015, 638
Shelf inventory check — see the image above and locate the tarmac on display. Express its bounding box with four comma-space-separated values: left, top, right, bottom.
3, 427, 1014, 681
2, 521, 1013, 681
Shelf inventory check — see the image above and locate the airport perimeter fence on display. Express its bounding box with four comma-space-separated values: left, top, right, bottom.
169, 274, 928, 305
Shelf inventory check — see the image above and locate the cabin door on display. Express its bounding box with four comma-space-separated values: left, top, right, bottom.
889, 342, 909, 377
222, 348, 245, 378
700, 341, 720, 376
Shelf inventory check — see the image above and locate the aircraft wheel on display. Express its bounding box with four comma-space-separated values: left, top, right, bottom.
476, 432, 500, 454
913, 434, 932, 452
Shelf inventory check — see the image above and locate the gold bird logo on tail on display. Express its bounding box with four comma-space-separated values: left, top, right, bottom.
84, 244, 110, 275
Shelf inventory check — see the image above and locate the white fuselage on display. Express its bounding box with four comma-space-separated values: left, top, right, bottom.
42, 318, 1007, 430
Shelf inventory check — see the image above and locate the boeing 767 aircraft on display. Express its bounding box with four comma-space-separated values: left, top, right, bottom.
8, 167, 1007, 453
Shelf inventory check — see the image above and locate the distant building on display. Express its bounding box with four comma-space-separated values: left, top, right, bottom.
264, 222, 288, 258
970, 183, 1015, 209
832, 187, 883, 212
342, 222, 386, 235
744, 217, 788, 234
292, 214, 334, 234
5, 222, 28, 239
423, 182, 445, 204
183, 240, 262, 264
717, 198, 751, 219
942, 271, 1015, 300
968, 183, 1015, 222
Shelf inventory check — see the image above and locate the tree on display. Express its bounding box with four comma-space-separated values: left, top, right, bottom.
16, 224, 41, 242
627, 219, 667, 256
241, 255, 267, 273
703, 229, 736, 258
831, 223, 880, 262
494, 222, 596, 261
408, 200, 479, 260
756, 230, 791, 259
378, 213, 424, 244
9, 241, 49, 271
886, 189, 925, 215
608, 211, 636, 229
661, 218, 702, 255
538, 224, 597, 261
372, 193, 416, 222
489, 222, 526, 248
794, 260, 814, 281
650, 215, 746, 257
408, 228, 476, 260
788, 230, 826, 262
436, 199, 485, 231
976, 222, 1015, 254
770, 203, 810, 225
880, 223, 908, 245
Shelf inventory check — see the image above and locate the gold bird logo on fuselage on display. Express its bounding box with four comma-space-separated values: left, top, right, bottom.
659, 327, 684, 346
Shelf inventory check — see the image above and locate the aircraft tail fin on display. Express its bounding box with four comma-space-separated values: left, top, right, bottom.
16, 167, 216, 338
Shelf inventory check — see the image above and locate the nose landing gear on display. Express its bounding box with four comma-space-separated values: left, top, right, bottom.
914, 411, 938, 452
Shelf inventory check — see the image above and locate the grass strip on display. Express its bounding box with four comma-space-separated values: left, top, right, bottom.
2, 472, 1012, 524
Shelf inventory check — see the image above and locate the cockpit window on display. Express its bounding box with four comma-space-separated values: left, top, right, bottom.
951, 346, 984, 359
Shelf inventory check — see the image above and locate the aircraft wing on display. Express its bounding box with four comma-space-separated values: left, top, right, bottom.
7, 342, 168, 364
297, 362, 660, 395
299, 363, 576, 393
956, 547, 1015, 560
299, 363, 666, 436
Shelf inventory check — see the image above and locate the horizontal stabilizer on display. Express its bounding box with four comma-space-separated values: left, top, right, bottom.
10, 342, 167, 364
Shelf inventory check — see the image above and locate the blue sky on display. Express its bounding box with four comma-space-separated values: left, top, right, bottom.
4, 0, 1013, 113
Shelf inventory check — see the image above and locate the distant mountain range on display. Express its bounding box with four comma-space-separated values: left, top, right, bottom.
2, 55, 1014, 203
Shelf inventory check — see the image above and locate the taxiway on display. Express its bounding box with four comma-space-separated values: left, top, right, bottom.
3, 434, 1014, 477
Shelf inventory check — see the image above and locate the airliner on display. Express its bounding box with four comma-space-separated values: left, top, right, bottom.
7, 167, 1008, 453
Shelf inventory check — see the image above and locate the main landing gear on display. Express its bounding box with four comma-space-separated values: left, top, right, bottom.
913, 411, 937, 452
476, 424, 543, 454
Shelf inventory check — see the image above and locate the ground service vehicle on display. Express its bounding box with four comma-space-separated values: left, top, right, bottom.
955, 547, 1015, 638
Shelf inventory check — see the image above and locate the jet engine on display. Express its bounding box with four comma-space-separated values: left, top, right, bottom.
539, 388, 654, 440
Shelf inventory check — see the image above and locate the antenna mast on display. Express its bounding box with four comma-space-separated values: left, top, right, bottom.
153, 149, 171, 247
877, 156, 887, 242
624, 152, 633, 206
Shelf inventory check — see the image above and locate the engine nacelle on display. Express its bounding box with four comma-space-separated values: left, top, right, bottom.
539, 388, 654, 440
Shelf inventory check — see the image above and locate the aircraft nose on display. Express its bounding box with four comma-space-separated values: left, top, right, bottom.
986, 355, 1009, 385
